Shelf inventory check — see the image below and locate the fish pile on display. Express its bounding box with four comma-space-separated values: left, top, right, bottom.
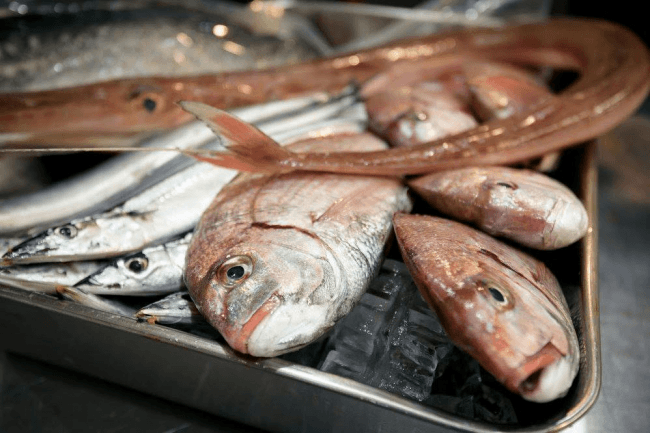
1, 6, 649, 427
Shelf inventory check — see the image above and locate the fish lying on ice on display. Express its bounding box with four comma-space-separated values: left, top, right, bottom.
408, 166, 589, 250
393, 213, 580, 402
184, 131, 412, 357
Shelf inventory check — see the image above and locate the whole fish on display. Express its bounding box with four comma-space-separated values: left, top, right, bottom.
166, 19, 650, 176
393, 213, 579, 402
0, 6, 318, 93
408, 167, 589, 250
184, 133, 412, 357
73, 233, 190, 296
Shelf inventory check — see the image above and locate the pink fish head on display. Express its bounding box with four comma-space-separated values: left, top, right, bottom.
394, 213, 580, 402
184, 226, 345, 357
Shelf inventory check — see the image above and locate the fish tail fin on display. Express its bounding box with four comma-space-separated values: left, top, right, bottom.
179, 101, 295, 172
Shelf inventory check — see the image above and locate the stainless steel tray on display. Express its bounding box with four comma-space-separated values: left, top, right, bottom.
0, 142, 600, 433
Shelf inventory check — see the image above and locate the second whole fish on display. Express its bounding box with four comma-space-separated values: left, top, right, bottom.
408, 166, 589, 250
393, 214, 580, 402
184, 132, 412, 357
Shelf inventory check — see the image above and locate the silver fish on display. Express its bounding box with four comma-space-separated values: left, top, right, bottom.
2, 93, 364, 264
408, 166, 589, 250
393, 214, 580, 402
0, 5, 318, 93
73, 233, 190, 296
0, 91, 345, 236
184, 133, 412, 357
0, 260, 106, 289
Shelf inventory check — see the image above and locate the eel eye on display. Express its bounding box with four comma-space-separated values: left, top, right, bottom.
126, 256, 148, 273
143, 98, 157, 112
217, 255, 253, 289
56, 225, 77, 239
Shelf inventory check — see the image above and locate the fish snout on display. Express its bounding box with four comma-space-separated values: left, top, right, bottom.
509, 342, 578, 403
225, 296, 331, 357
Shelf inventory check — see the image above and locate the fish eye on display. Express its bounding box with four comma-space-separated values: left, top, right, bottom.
495, 180, 517, 189
56, 225, 77, 239
227, 265, 245, 280
488, 287, 506, 303
480, 281, 513, 310
217, 255, 253, 289
126, 256, 148, 273
143, 98, 157, 112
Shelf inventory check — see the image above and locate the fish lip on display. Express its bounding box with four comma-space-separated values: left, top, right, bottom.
509, 342, 578, 403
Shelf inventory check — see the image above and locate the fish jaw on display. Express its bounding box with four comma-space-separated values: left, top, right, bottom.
393, 213, 579, 402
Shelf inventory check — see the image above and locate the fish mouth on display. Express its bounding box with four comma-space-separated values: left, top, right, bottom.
510, 342, 577, 403
226, 294, 331, 357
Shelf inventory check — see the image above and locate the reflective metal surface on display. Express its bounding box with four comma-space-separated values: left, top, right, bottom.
0, 141, 601, 433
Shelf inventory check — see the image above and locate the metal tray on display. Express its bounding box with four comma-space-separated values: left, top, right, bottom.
0, 142, 600, 433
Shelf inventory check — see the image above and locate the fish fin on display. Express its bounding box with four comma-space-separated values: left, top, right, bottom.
179, 101, 295, 172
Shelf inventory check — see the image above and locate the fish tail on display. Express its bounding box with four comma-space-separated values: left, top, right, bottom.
178, 101, 295, 173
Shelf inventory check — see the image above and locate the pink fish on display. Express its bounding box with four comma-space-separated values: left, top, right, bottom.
393, 213, 580, 402
184, 132, 412, 357
408, 166, 588, 250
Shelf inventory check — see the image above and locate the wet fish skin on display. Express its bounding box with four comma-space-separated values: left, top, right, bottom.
0, 6, 318, 93
73, 233, 190, 296
1, 160, 236, 265
408, 167, 589, 250
0, 260, 106, 287
1, 94, 365, 264
393, 213, 579, 402
365, 80, 478, 147
184, 133, 412, 357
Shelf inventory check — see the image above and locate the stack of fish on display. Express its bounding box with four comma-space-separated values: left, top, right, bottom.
1, 2, 649, 426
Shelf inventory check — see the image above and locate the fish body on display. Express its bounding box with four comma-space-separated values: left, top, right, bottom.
174, 19, 650, 175
184, 133, 412, 357
393, 213, 579, 402
0, 260, 106, 289
408, 166, 589, 249
73, 233, 190, 296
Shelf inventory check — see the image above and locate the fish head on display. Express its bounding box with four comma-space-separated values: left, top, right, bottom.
394, 214, 579, 402
445, 268, 579, 403
2, 220, 102, 265
74, 248, 182, 295
185, 226, 344, 357
2, 216, 147, 265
